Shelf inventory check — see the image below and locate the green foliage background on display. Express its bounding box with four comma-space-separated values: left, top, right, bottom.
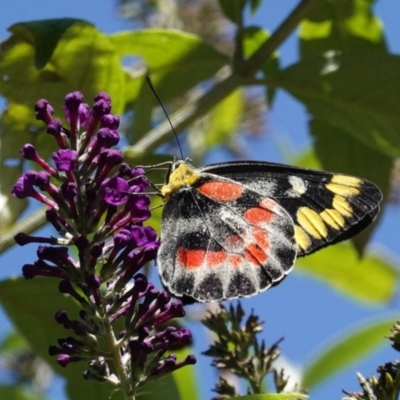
0, 1, 399, 399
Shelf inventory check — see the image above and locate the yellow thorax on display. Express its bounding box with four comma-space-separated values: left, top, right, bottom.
161, 162, 201, 198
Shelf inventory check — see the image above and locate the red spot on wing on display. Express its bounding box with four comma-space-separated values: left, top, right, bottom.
251, 227, 270, 249
198, 181, 244, 201
244, 244, 268, 266
205, 250, 227, 267
244, 207, 274, 226
228, 254, 243, 268
177, 248, 227, 269
177, 247, 205, 270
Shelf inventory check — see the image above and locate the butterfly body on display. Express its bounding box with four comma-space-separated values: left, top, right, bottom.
157, 159, 382, 302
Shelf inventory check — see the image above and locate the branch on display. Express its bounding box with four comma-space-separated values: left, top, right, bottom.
0, 207, 47, 253
126, 0, 321, 155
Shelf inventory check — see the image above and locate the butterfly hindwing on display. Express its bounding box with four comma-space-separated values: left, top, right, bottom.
201, 161, 382, 256
158, 174, 297, 302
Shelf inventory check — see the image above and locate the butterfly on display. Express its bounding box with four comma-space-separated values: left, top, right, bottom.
155, 159, 382, 303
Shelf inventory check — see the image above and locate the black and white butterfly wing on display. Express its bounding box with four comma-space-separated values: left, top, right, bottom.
201, 161, 382, 256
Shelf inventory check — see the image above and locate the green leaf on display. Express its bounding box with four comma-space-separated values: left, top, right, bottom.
248, 0, 262, 15
137, 375, 181, 400
0, 162, 25, 233
171, 348, 199, 400
187, 88, 244, 161
275, 53, 400, 158
299, 0, 387, 58
218, 0, 246, 24
0, 331, 29, 352
0, 385, 44, 400
291, 147, 321, 170
0, 102, 49, 232
302, 315, 397, 389
7, 18, 81, 68
311, 118, 392, 198
0, 19, 126, 113
234, 394, 308, 400
109, 29, 228, 104
311, 118, 392, 253
138, 348, 198, 400
207, 88, 243, 147
129, 77, 156, 142
0, 278, 117, 400
296, 243, 398, 304
243, 26, 280, 105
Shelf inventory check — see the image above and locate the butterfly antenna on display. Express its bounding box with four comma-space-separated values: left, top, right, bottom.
146, 75, 184, 160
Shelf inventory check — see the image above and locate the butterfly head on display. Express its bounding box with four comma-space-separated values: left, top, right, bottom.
161, 159, 201, 199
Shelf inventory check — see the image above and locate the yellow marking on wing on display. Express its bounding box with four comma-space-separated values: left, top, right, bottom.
161, 162, 201, 197
320, 208, 346, 230
297, 207, 328, 239
294, 225, 311, 251
332, 195, 352, 217
331, 175, 362, 187
326, 183, 360, 197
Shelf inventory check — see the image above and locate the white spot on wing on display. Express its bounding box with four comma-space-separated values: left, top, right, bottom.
285, 176, 307, 198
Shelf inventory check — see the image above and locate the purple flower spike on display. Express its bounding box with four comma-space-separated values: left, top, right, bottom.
20, 144, 38, 160
134, 274, 149, 293
126, 194, 151, 222
14, 232, 57, 246
130, 226, 148, 247
14, 91, 195, 386
180, 354, 197, 367
86, 275, 101, 290
96, 128, 120, 148
35, 99, 54, 124
53, 149, 77, 172
82, 93, 112, 141
57, 354, 83, 367
22, 263, 66, 280
94, 149, 124, 185
93, 98, 112, 118
78, 103, 90, 126
100, 114, 120, 129
144, 226, 158, 243
37, 245, 69, 264
153, 302, 186, 326
61, 182, 78, 202
11, 172, 56, 208
63, 91, 84, 125
55, 310, 87, 336
59, 280, 86, 304
46, 118, 66, 148
169, 328, 192, 349
157, 291, 171, 306
35, 171, 51, 189
21, 144, 58, 176
11, 171, 37, 198
151, 355, 177, 376
90, 243, 104, 258
46, 208, 71, 234
95, 92, 111, 103
100, 177, 129, 206
113, 229, 132, 248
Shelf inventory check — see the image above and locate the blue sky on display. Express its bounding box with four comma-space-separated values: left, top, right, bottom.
1, 1, 400, 400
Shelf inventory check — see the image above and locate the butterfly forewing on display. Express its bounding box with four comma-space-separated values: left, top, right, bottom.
201, 161, 382, 256
158, 174, 297, 302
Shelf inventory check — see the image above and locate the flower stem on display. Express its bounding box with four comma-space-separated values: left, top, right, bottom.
103, 316, 135, 400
